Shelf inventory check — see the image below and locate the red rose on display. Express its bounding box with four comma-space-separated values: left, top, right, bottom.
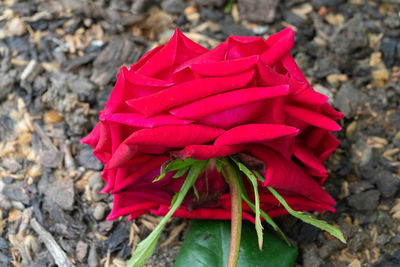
81, 28, 343, 222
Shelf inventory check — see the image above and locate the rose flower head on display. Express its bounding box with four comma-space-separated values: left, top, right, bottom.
81, 28, 343, 223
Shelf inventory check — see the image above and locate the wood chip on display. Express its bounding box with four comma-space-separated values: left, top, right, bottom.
30, 218, 74, 267
390, 199, 400, 219
291, 3, 313, 20
161, 222, 187, 248
371, 68, 389, 86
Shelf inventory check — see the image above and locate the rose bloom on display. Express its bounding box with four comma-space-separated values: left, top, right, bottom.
82, 28, 343, 222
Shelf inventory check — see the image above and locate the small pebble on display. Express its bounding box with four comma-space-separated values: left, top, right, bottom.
78, 149, 103, 170
44, 180, 75, 211
326, 73, 348, 88
334, 83, 360, 118
313, 84, 334, 104
0, 194, 12, 210
88, 172, 103, 188
372, 68, 389, 86
43, 110, 63, 124
39, 150, 64, 168
91, 183, 107, 202
184, 5, 198, 16
6, 17, 26, 36
186, 12, 200, 23
303, 244, 323, 267
374, 170, 400, 198
347, 190, 380, 211
162, 0, 186, 14
75, 241, 88, 262
93, 203, 106, 221
88, 244, 99, 267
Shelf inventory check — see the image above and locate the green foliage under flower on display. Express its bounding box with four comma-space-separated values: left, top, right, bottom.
129, 157, 345, 267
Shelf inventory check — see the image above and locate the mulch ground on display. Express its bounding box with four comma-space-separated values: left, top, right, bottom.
0, 0, 399, 266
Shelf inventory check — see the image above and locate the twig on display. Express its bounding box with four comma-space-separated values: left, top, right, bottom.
30, 218, 75, 267
33, 122, 59, 152
63, 140, 76, 174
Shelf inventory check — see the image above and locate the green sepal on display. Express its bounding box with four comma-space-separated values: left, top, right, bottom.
153, 158, 198, 182
173, 166, 190, 178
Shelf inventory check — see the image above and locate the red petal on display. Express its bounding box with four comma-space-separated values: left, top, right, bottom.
265, 28, 295, 47
122, 124, 224, 147
130, 45, 164, 72
127, 70, 255, 117
261, 28, 294, 66
136, 29, 208, 77
321, 103, 344, 120
289, 87, 329, 105
81, 122, 101, 148
200, 100, 264, 129
190, 55, 259, 76
170, 144, 245, 160
214, 124, 299, 146
251, 97, 286, 124
257, 62, 307, 94
150, 205, 256, 222
106, 144, 139, 169
248, 145, 336, 206
112, 155, 169, 192
101, 113, 193, 128
170, 85, 289, 120
315, 132, 340, 162
225, 36, 268, 59
285, 105, 342, 131
281, 54, 308, 84
93, 122, 112, 163
293, 143, 327, 177
264, 136, 295, 160
101, 67, 174, 115
171, 41, 229, 78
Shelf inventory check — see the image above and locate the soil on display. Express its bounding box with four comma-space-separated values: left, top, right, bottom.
0, 0, 399, 266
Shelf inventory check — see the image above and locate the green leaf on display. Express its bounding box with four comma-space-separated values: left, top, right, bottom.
230, 158, 263, 250
174, 220, 297, 267
128, 160, 208, 267
267, 187, 346, 244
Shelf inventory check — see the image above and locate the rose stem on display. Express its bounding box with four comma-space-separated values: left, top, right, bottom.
223, 159, 242, 267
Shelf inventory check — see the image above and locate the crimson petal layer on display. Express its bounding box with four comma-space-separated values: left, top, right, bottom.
214, 124, 299, 146
249, 145, 336, 206
100, 113, 193, 128
285, 105, 342, 131
127, 70, 254, 117
170, 85, 290, 120
122, 124, 225, 147
170, 144, 245, 160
